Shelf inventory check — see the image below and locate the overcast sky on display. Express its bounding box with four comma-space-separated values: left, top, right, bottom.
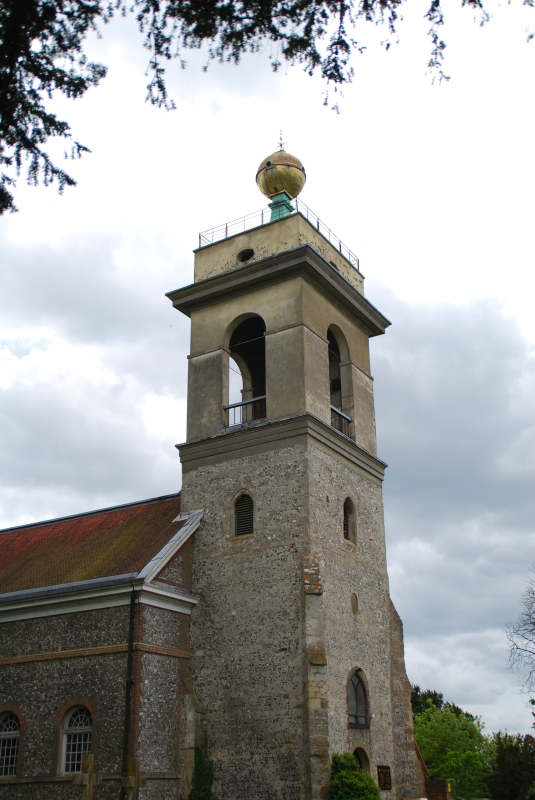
1, 0, 534, 735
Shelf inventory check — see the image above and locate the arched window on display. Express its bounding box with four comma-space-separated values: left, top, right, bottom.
343, 498, 357, 544
328, 329, 342, 410
0, 713, 20, 776
328, 328, 352, 437
235, 494, 254, 536
63, 707, 92, 773
348, 671, 368, 727
227, 317, 267, 424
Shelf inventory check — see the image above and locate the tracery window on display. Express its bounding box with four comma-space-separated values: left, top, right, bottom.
0, 713, 20, 776
63, 707, 92, 773
348, 672, 368, 727
235, 494, 254, 536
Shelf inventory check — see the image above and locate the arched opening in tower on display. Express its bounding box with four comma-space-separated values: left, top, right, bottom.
328, 329, 342, 409
228, 316, 266, 422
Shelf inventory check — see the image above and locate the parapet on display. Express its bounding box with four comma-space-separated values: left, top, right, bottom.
194, 207, 364, 295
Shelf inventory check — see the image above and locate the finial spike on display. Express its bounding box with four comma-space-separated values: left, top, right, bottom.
278, 130, 286, 151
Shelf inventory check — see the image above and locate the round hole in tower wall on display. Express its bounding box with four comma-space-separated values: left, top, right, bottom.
237, 248, 255, 263
351, 592, 359, 616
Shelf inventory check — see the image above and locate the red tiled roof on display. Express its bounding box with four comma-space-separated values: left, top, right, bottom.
0, 494, 182, 595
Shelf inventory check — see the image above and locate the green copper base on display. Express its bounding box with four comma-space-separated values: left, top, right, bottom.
269, 192, 294, 222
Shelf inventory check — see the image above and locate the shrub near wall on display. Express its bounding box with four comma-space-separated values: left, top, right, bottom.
329, 753, 382, 800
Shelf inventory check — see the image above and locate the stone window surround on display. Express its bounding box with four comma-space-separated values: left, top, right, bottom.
228, 488, 257, 540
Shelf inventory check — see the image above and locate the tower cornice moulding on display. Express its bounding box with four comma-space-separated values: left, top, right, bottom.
166, 244, 391, 338
177, 412, 387, 481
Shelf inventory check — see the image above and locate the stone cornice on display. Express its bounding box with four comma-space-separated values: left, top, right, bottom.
177, 413, 387, 481
0, 579, 199, 624
166, 244, 391, 338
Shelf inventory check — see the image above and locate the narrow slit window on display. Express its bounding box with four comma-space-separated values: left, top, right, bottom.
63, 707, 92, 773
0, 713, 20, 777
235, 495, 254, 536
343, 498, 356, 543
343, 500, 350, 540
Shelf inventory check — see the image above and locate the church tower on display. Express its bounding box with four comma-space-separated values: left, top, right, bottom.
167, 151, 424, 800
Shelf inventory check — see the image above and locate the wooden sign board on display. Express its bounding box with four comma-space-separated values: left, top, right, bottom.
377, 766, 392, 790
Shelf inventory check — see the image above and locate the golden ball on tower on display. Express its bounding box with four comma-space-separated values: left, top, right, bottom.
256, 151, 306, 200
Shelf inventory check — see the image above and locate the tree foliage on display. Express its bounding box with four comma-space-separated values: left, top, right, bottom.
0, 0, 110, 213
413, 701, 489, 799
411, 684, 476, 721
507, 567, 535, 696
487, 732, 535, 800
189, 736, 217, 800
0, 0, 514, 213
411, 685, 445, 717
329, 752, 381, 800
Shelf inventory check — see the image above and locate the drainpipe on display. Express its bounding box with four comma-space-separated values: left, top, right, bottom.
120, 589, 137, 800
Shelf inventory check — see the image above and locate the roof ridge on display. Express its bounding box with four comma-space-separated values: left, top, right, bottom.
0, 491, 182, 535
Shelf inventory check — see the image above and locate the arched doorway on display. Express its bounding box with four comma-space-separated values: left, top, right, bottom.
353, 747, 370, 773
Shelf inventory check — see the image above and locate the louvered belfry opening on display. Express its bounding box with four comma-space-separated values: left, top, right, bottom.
235, 494, 254, 536
343, 499, 350, 540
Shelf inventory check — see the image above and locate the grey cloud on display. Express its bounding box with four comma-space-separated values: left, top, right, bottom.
0, 230, 191, 392
1, 231, 179, 340
0, 375, 181, 526
372, 295, 533, 524
368, 289, 534, 729
0, 232, 189, 525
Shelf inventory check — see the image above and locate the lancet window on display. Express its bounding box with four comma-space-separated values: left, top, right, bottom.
343, 498, 357, 544
235, 494, 254, 536
348, 671, 368, 727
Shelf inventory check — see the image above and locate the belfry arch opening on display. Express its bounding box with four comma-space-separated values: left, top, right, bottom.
328, 329, 342, 409
226, 316, 267, 425
328, 327, 352, 437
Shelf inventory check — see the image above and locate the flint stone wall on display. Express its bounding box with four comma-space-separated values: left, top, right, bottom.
307, 444, 394, 794
0, 603, 187, 799
180, 433, 416, 800
180, 444, 309, 800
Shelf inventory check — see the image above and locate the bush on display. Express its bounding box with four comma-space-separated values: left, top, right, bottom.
189, 736, 217, 800
329, 753, 382, 800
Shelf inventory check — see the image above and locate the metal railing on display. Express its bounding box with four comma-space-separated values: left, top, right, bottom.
198, 198, 360, 271
331, 406, 352, 438
224, 396, 267, 427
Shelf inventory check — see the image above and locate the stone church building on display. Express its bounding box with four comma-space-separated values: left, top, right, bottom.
0, 151, 426, 800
